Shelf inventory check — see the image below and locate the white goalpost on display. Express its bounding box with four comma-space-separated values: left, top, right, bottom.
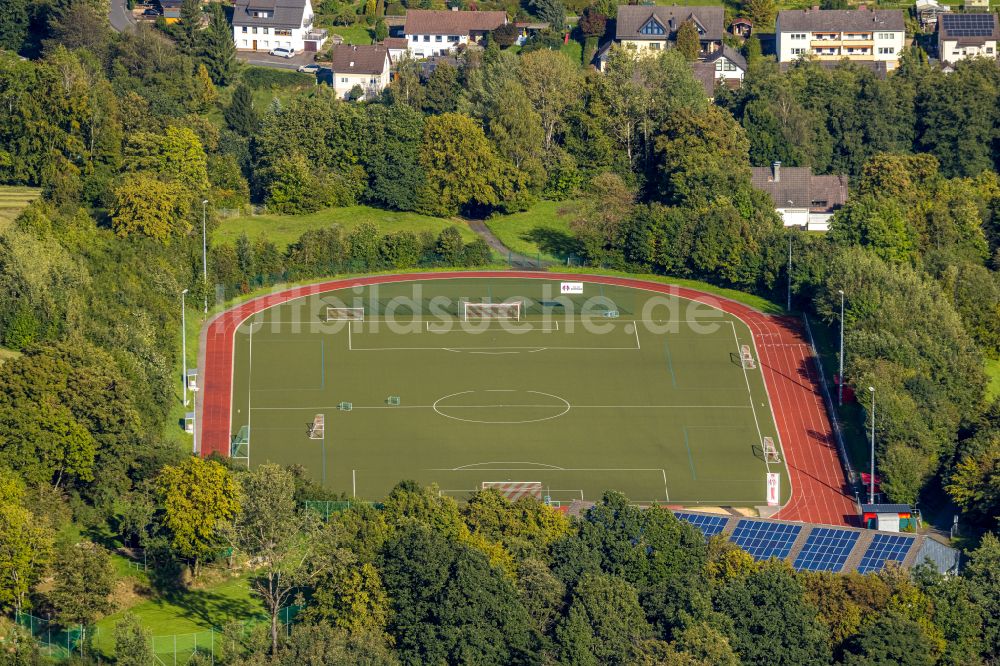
325, 307, 364, 322
461, 301, 522, 321
740, 344, 756, 369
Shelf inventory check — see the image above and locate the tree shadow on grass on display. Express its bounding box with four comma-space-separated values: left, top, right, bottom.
158, 585, 266, 629
522, 227, 585, 262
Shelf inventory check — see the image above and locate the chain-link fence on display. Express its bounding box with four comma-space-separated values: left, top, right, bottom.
19, 605, 302, 665
15, 612, 83, 660
303, 499, 383, 519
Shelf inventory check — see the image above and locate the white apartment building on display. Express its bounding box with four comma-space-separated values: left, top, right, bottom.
937, 13, 998, 65
402, 9, 506, 58
232, 0, 328, 53
329, 45, 391, 100
776, 6, 905, 71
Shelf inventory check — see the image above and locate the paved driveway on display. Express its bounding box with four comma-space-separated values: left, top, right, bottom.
236, 50, 319, 71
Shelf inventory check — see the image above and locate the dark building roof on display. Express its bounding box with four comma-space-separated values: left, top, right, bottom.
706, 44, 747, 70
938, 13, 999, 44
777, 7, 905, 33
615, 5, 725, 43
330, 45, 390, 75
233, 0, 309, 29
751, 163, 848, 211
380, 37, 409, 49
403, 9, 507, 36
690, 61, 717, 97
779, 59, 889, 79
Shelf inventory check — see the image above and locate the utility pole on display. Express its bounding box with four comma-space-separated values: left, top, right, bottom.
838, 289, 845, 406
868, 386, 876, 505
181, 289, 188, 406
202, 199, 209, 314
786, 234, 792, 311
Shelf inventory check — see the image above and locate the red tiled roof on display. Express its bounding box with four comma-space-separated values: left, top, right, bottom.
403, 9, 507, 36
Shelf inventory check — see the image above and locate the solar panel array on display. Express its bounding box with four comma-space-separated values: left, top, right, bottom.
941, 13, 996, 37
674, 512, 729, 538
729, 520, 802, 561
792, 527, 861, 572
857, 534, 914, 574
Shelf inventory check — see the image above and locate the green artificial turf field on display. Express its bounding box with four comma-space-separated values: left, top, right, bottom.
229, 277, 788, 506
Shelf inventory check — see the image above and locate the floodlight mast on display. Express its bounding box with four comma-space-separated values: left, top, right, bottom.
868, 386, 876, 505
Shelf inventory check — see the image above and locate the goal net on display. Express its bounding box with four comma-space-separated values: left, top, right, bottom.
325, 307, 364, 321
308, 414, 324, 440
461, 301, 521, 321
481, 481, 542, 501
231, 426, 249, 458
763, 437, 781, 463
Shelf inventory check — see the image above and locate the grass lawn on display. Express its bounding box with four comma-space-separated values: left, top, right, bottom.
328, 23, 373, 45
93, 577, 263, 658
0, 346, 21, 366
560, 37, 584, 65
986, 357, 1000, 401
0, 186, 41, 230
233, 277, 787, 504
486, 200, 581, 264
214, 205, 478, 250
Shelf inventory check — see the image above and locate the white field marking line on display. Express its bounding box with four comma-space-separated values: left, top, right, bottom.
352, 469, 356, 498
249, 404, 753, 411
424, 321, 559, 332
435, 469, 669, 501
633, 321, 641, 349
449, 461, 566, 470
731, 320, 767, 473
246, 326, 253, 467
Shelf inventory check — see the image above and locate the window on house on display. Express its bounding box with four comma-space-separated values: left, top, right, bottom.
987, 47, 994, 53
877, 32, 894, 39
639, 19, 665, 35
263, 28, 269, 34
423, 35, 430, 42
242, 39, 247, 46
341, 77, 348, 83
241, 26, 247, 33
448, 35, 459, 42
791, 33, 806, 40
878, 46, 894, 54
410, 35, 418, 41
724, 61, 736, 71
715, 60, 722, 70
252, 27, 258, 34
435, 35, 442, 42
650, 42, 660, 49
791, 47, 805, 55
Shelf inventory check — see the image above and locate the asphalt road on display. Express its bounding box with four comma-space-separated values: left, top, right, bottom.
109, 0, 136, 32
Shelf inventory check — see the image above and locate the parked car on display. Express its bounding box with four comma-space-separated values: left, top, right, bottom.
297, 63, 320, 74
269, 47, 296, 58
141, 7, 160, 16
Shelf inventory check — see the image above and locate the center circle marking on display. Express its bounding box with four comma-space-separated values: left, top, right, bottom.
432, 390, 571, 424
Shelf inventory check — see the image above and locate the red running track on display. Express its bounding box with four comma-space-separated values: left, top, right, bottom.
197, 272, 857, 526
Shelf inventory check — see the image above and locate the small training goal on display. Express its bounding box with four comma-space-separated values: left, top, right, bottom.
741, 344, 756, 370
325, 307, 364, 322
461, 301, 522, 321
763, 437, 781, 463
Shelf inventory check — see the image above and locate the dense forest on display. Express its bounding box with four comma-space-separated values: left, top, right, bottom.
0, 0, 999, 661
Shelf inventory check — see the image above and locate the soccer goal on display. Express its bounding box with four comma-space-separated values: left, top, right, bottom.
308, 414, 325, 440
461, 301, 522, 321
231, 426, 249, 459
741, 344, 756, 370
325, 307, 364, 322
481, 481, 542, 501
762, 437, 781, 463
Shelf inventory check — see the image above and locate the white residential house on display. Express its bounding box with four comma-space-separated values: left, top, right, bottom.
776, 6, 905, 71
595, 5, 724, 71
403, 9, 507, 58
330, 45, 391, 100
751, 162, 849, 231
232, 0, 328, 54
706, 45, 747, 82
937, 13, 998, 65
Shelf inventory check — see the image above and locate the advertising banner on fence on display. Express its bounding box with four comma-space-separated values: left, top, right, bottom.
767, 473, 780, 506
560, 282, 584, 294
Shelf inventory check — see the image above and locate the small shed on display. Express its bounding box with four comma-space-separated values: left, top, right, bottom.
861, 504, 914, 532
731, 17, 752, 38
186, 368, 199, 391
184, 412, 195, 434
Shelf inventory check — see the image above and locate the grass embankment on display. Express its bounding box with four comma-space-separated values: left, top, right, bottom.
485, 200, 580, 264
0, 186, 41, 230
92, 576, 263, 658
214, 205, 479, 250
985, 358, 1000, 401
